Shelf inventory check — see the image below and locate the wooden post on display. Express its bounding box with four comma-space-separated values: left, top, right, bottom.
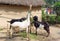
27, 5, 32, 41
30, 5, 32, 11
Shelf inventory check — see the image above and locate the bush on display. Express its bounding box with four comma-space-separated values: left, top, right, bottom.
48, 15, 56, 24
56, 16, 60, 23
42, 9, 47, 21
53, 2, 60, 15
42, 9, 56, 24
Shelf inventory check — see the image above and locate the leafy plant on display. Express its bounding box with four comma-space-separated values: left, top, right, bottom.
19, 32, 37, 39
56, 16, 60, 23
53, 2, 60, 15
42, 9, 56, 24
48, 15, 56, 24
42, 9, 47, 21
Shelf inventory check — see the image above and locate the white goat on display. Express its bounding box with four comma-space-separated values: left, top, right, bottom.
11, 12, 30, 29
9, 11, 31, 40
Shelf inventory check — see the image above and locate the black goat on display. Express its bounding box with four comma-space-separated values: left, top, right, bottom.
33, 16, 50, 37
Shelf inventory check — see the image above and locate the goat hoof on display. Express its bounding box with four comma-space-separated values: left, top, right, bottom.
8, 34, 13, 39
8, 36, 12, 39
26, 38, 30, 41
35, 33, 37, 35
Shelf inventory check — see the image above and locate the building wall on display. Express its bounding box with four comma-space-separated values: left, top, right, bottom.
0, 5, 42, 28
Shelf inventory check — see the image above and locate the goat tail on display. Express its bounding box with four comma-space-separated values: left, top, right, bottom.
7, 21, 11, 23
7, 21, 11, 29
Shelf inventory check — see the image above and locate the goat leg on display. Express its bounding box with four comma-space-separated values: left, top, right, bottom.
36, 28, 38, 35
44, 27, 50, 37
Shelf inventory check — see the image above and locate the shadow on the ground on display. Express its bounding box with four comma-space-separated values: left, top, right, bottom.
0, 36, 27, 41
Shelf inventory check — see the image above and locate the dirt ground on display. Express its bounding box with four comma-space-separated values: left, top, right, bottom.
0, 26, 60, 41
0, 14, 60, 41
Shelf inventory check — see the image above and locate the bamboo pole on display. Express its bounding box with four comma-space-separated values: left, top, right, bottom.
29, 5, 32, 11
27, 5, 32, 41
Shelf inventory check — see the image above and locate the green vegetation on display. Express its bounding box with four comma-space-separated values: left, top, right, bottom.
56, 16, 60, 23
0, 28, 3, 31
42, 8, 60, 24
47, 15, 56, 24
19, 32, 27, 38
53, 2, 60, 15
30, 33, 37, 39
42, 9, 56, 24
19, 32, 37, 39
42, 9, 47, 21
45, 0, 54, 5
45, 0, 60, 5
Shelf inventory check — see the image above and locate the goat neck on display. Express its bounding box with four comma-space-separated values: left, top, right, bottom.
27, 12, 31, 23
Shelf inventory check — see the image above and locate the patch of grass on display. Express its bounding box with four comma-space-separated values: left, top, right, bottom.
30, 33, 37, 39
0, 28, 3, 31
19, 32, 27, 38
18, 32, 37, 39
